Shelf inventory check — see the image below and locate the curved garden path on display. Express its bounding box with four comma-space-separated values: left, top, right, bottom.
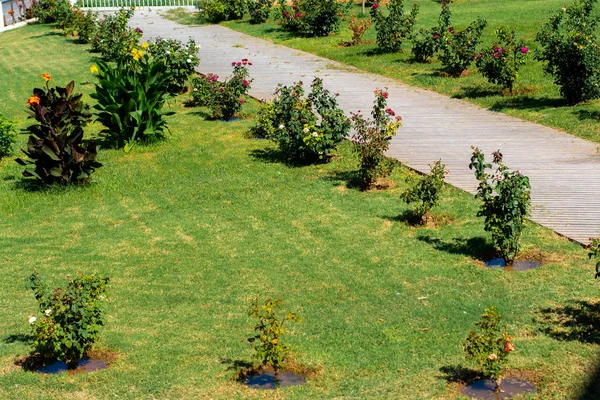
131, 10, 600, 245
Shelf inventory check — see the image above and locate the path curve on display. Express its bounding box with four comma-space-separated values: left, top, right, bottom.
131, 11, 600, 244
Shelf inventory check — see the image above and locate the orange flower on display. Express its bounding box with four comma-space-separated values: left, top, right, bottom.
7, 10, 13, 15
26, 95, 41, 107
41, 73, 52, 82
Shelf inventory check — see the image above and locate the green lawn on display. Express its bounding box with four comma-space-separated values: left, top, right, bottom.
0, 23, 600, 400
165, 0, 600, 144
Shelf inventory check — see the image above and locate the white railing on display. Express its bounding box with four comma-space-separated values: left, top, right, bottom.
77, 0, 196, 9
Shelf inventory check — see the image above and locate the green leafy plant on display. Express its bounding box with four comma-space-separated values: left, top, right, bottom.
28, 271, 109, 369
264, 77, 351, 163
0, 113, 16, 160
198, 0, 246, 22
475, 27, 529, 93
148, 37, 200, 93
464, 307, 514, 393
401, 159, 447, 222
370, 0, 419, 53
279, 0, 342, 37
247, 101, 276, 139
588, 237, 600, 278
439, 17, 487, 76
16, 75, 101, 185
351, 88, 402, 189
31, 0, 70, 24
535, 0, 600, 104
62, 8, 98, 44
411, 1, 450, 62
91, 53, 175, 151
345, 14, 371, 46
91, 8, 143, 61
248, 0, 272, 24
247, 298, 301, 378
469, 147, 531, 262
190, 59, 252, 120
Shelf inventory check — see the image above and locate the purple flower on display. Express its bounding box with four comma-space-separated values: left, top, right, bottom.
521, 46, 529, 54
240, 98, 245, 104
372, 3, 378, 9
496, 47, 503, 54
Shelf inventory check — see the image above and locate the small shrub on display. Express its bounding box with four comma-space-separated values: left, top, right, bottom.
91, 52, 174, 151
16, 75, 101, 185
401, 159, 447, 221
198, 0, 246, 22
469, 147, 531, 262
248, 102, 276, 139
475, 27, 528, 93
31, 0, 70, 24
62, 8, 98, 44
247, 298, 301, 378
464, 307, 514, 392
248, 0, 272, 24
91, 8, 143, 61
411, 1, 450, 62
535, 0, 600, 104
370, 0, 419, 53
28, 271, 109, 369
439, 17, 487, 76
191, 59, 252, 120
588, 237, 600, 278
351, 88, 402, 189
0, 113, 16, 160
265, 77, 351, 163
279, 0, 342, 37
148, 38, 200, 93
346, 14, 371, 46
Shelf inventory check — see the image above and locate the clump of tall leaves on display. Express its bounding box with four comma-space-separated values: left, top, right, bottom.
247, 298, 301, 378
401, 159, 447, 222
91, 51, 174, 151
0, 113, 16, 160
536, 0, 600, 104
370, 0, 419, 53
16, 75, 101, 185
588, 237, 600, 278
464, 307, 515, 393
351, 88, 402, 190
439, 15, 487, 76
28, 271, 109, 369
258, 77, 350, 163
469, 148, 531, 262
411, 1, 450, 62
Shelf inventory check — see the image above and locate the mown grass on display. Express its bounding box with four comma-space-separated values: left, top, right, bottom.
166, 0, 600, 144
0, 23, 600, 400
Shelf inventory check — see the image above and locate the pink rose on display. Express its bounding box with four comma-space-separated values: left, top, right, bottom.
240, 98, 245, 104
243, 80, 249, 87
521, 46, 529, 54
372, 3, 378, 9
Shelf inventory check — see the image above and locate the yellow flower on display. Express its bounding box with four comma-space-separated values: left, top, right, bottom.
141, 42, 149, 49
90, 65, 99, 74
131, 48, 144, 61
26, 95, 41, 107
41, 73, 52, 82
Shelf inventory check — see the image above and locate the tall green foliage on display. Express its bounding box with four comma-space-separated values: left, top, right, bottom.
370, 0, 419, 53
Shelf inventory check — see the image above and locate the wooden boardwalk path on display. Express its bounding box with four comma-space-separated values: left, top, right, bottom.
131, 11, 600, 245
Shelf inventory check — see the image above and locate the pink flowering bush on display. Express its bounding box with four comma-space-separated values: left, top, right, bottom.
370, 0, 419, 53
279, 0, 342, 37
438, 12, 487, 76
475, 27, 528, 93
464, 307, 515, 393
351, 89, 402, 190
191, 59, 252, 121
411, 1, 450, 62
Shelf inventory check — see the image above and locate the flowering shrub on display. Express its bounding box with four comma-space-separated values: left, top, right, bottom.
279, 0, 342, 37
28, 271, 109, 369
198, 0, 246, 22
265, 77, 350, 163
31, 0, 70, 24
535, 0, 600, 104
351, 88, 402, 189
191, 59, 252, 120
248, 0, 272, 24
16, 75, 101, 185
0, 113, 16, 160
91, 52, 174, 151
475, 27, 528, 93
469, 148, 531, 262
346, 14, 371, 46
62, 8, 98, 44
401, 159, 447, 221
588, 237, 600, 278
91, 8, 142, 61
439, 17, 487, 76
248, 102, 276, 138
370, 0, 419, 53
411, 1, 450, 62
148, 38, 200, 93
464, 307, 514, 392
247, 298, 301, 378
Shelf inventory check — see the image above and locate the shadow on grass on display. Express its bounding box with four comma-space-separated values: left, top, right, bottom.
578, 356, 600, 400
383, 209, 423, 226
575, 109, 600, 122
3, 333, 34, 344
538, 300, 600, 344
490, 95, 567, 112
452, 85, 503, 100
27, 31, 63, 39
438, 365, 479, 384
249, 148, 331, 168
416, 235, 496, 261
322, 169, 364, 190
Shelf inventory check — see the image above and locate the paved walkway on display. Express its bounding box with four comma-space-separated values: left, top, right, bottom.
131, 11, 600, 245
